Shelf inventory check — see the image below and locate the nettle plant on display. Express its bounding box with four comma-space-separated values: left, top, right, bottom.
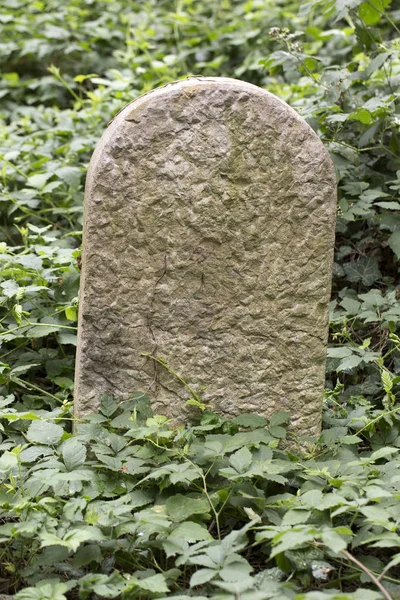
0, 395, 400, 600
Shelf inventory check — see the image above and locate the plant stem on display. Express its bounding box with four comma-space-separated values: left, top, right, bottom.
342, 549, 393, 600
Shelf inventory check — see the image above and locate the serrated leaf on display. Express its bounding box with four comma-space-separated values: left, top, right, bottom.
100, 395, 118, 417
27, 420, 64, 445
282, 510, 311, 525
166, 494, 209, 522
388, 230, 400, 260
26, 172, 52, 189
322, 529, 348, 553
337, 355, 363, 372
327, 346, 353, 359
57, 166, 81, 188
233, 413, 267, 428
269, 411, 290, 427
136, 573, 169, 593
229, 446, 252, 473
190, 568, 217, 587
171, 521, 212, 542
271, 530, 315, 557
343, 257, 381, 286
301, 490, 323, 508
370, 446, 398, 461
62, 438, 87, 470
27, 324, 60, 338
348, 107, 373, 124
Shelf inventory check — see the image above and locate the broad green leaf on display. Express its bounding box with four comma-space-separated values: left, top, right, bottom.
361, 506, 393, 528
100, 395, 118, 417
56, 166, 81, 188
15, 582, 68, 600
271, 530, 315, 557
348, 108, 373, 124
359, 0, 389, 25
229, 447, 252, 473
233, 413, 267, 427
337, 355, 363, 372
27, 324, 60, 338
343, 257, 381, 286
136, 574, 169, 593
166, 494, 209, 522
65, 306, 77, 321
27, 420, 64, 445
282, 510, 311, 525
26, 172, 52, 189
388, 230, 400, 259
322, 529, 348, 553
62, 438, 87, 470
269, 411, 290, 427
327, 347, 353, 359
219, 560, 253, 582
301, 490, 323, 508
170, 521, 212, 542
0, 450, 18, 472
190, 568, 216, 587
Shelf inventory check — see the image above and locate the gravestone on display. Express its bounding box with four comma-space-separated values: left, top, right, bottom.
74, 77, 336, 437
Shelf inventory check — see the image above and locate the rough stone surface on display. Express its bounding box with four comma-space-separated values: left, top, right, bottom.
74, 77, 336, 437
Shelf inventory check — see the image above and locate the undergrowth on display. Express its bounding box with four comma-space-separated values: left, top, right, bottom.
1, 0, 400, 597
1, 394, 400, 600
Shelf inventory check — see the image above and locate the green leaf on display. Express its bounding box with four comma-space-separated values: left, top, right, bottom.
301, 490, 323, 508
57, 332, 77, 345
170, 521, 212, 542
229, 447, 252, 473
340, 297, 361, 313
282, 510, 311, 525
27, 324, 60, 338
343, 257, 381, 285
62, 438, 87, 470
166, 494, 209, 522
327, 347, 353, 359
337, 355, 363, 372
40, 526, 105, 551
359, 0, 388, 25
15, 581, 68, 600
233, 413, 267, 427
370, 447, 398, 461
388, 230, 400, 260
271, 530, 315, 557
100, 395, 118, 417
26, 172, 52, 189
190, 568, 217, 587
348, 108, 373, 124
27, 420, 64, 445
65, 306, 77, 321
92, 572, 126, 598
136, 573, 169, 593
269, 411, 290, 427
360, 506, 393, 528
0, 450, 18, 472
56, 166, 81, 188
322, 529, 348, 553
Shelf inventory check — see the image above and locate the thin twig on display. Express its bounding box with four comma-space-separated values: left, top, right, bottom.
342, 549, 393, 600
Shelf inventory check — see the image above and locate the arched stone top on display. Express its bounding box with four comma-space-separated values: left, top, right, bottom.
75, 77, 337, 438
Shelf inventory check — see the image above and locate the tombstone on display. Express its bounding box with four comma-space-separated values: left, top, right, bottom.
74, 77, 336, 438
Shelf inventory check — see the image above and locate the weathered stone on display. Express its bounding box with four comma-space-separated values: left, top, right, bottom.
75, 77, 336, 437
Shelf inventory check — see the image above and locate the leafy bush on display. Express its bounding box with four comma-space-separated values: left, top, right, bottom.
1, 0, 400, 597
1, 397, 400, 600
